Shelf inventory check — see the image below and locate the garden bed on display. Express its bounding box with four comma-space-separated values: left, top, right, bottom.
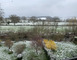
0, 40, 77, 60
0, 41, 47, 60
44, 42, 77, 60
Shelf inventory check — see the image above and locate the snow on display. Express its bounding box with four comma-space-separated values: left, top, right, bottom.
45, 42, 77, 60
12, 41, 47, 60
38, 17, 47, 20
0, 26, 33, 33
0, 41, 77, 60
0, 46, 16, 60
17, 54, 22, 58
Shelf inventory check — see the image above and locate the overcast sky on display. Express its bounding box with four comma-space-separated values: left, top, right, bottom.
0, 0, 77, 19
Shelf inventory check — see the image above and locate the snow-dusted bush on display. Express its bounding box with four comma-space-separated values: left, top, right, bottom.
11, 41, 26, 55
0, 41, 27, 60
0, 41, 77, 60
5, 40, 13, 49
22, 47, 47, 60
14, 44, 26, 55
46, 42, 77, 60
12, 41, 47, 60
0, 46, 17, 60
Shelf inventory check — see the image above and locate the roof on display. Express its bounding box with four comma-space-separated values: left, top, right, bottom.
37, 17, 47, 20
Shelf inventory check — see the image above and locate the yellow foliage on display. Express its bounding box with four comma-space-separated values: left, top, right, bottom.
43, 39, 57, 50
45, 42, 52, 49
43, 39, 48, 44
50, 40, 56, 46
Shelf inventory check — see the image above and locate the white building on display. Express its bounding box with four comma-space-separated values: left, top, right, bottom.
37, 17, 47, 20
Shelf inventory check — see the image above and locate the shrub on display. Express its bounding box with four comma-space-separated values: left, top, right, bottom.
5, 40, 13, 49
27, 26, 52, 40
51, 33, 64, 41
27, 26, 44, 54
22, 48, 47, 60
8, 32, 19, 41
31, 39, 43, 55
43, 39, 57, 50
14, 44, 26, 55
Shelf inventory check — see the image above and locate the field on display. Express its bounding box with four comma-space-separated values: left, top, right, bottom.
0, 26, 70, 33
0, 26, 34, 33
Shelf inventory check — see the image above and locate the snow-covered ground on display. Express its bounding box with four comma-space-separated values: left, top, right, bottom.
0, 41, 77, 60
0, 26, 34, 33
0, 25, 70, 33
45, 42, 77, 60
0, 41, 47, 60
0, 47, 14, 60
2, 22, 77, 26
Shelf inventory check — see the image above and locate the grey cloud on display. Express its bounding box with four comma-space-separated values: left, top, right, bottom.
0, 0, 77, 19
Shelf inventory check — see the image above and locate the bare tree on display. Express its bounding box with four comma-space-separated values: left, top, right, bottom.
66, 18, 77, 33
46, 16, 52, 25
21, 16, 26, 20
21, 16, 27, 23
0, 16, 3, 25
29, 16, 37, 25
66, 17, 77, 41
0, 4, 4, 25
52, 17, 60, 33
9, 15, 20, 25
